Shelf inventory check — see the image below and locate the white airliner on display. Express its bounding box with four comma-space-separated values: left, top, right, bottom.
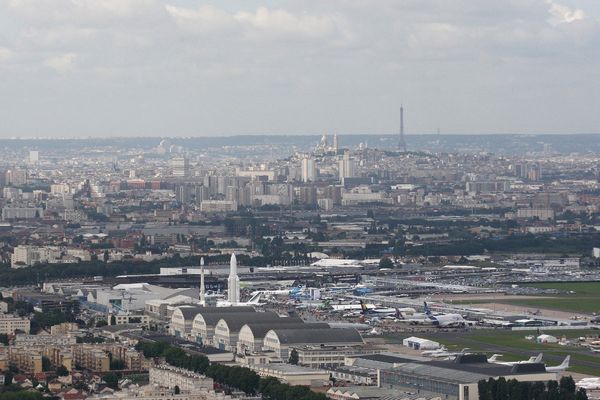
423, 302, 467, 327
577, 377, 600, 390
422, 347, 471, 359
545, 356, 570, 372
217, 292, 264, 307
488, 353, 543, 365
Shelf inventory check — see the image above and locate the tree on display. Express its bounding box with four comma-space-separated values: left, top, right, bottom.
104, 372, 119, 390
110, 315, 116, 325
103, 250, 110, 263
576, 388, 589, 400
41, 356, 52, 372
110, 359, 125, 370
56, 365, 69, 376
560, 376, 577, 397
379, 257, 394, 269
547, 380, 560, 400
95, 319, 108, 328
288, 349, 299, 365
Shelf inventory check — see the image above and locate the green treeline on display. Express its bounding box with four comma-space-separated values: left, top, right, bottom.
135, 341, 326, 400
0, 392, 44, 400
406, 234, 600, 256
478, 377, 588, 400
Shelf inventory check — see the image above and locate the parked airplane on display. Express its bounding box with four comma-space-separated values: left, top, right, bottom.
251, 289, 290, 297
423, 302, 467, 327
577, 377, 600, 390
488, 353, 543, 365
359, 300, 397, 316
545, 356, 570, 372
423, 347, 471, 359
217, 292, 264, 307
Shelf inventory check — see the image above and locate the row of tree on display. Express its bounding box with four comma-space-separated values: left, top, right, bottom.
478, 377, 588, 400
135, 341, 327, 400
406, 233, 600, 257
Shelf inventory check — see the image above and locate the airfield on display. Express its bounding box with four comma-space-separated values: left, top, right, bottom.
435, 282, 600, 315
380, 329, 600, 376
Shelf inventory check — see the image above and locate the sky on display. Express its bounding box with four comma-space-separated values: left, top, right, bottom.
0, 0, 599, 138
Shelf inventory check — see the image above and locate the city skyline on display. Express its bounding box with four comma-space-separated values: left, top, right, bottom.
1, 0, 599, 137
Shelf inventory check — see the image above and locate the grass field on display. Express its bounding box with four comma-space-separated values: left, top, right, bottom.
508, 282, 600, 314
455, 282, 600, 314
385, 329, 600, 376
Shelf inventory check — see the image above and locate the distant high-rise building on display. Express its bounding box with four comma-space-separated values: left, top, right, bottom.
338, 152, 356, 185
298, 186, 317, 205
398, 105, 407, 152
176, 184, 191, 203
28, 151, 39, 165
170, 156, 190, 178
5, 169, 27, 186
333, 134, 339, 152
301, 157, 316, 182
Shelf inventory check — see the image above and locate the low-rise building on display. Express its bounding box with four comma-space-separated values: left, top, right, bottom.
263, 328, 363, 361
149, 364, 214, 391
72, 345, 110, 372
378, 354, 557, 400
249, 363, 330, 386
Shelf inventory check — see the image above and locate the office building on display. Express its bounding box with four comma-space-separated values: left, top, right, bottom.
301, 157, 316, 182
170, 156, 190, 178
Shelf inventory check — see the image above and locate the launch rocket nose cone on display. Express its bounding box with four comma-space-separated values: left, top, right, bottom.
200, 257, 204, 266
230, 253, 236, 264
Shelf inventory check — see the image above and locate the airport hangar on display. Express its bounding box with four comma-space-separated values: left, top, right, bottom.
236, 322, 328, 354
170, 305, 254, 340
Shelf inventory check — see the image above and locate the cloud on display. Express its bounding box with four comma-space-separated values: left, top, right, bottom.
6, 0, 160, 24
547, 2, 585, 26
165, 4, 235, 34
0, 47, 13, 61
44, 52, 77, 73
0, 0, 599, 136
234, 7, 349, 41
165, 4, 352, 43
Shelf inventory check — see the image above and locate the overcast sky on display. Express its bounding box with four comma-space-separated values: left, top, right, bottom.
0, 0, 599, 138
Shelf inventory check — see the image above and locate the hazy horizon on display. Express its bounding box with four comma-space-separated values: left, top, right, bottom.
1, 0, 599, 138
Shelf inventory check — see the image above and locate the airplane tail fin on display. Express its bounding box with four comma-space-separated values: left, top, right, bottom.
395, 308, 403, 320
533, 353, 543, 363
488, 354, 501, 362
248, 293, 262, 304
360, 300, 368, 314
424, 302, 432, 315
559, 355, 570, 369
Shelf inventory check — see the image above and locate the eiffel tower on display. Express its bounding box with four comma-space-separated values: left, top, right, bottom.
398, 105, 407, 152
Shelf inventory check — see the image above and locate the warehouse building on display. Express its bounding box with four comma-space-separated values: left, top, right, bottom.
249, 363, 330, 387
169, 305, 204, 339
263, 328, 363, 361
402, 336, 440, 351
378, 354, 556, 400
189, 307, 255, 345
213, 312, 289, 351
237, 322, 328, 354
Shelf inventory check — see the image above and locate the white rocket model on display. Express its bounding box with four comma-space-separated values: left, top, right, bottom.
227, 253, 240, 305
200, 257, 206, 306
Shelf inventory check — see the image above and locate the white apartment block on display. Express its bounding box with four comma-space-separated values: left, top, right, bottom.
0, 314, 30, 334
149, 365, 214, 391
200, 200, 237, 213
11, 245, 61, 268
2, 207, 43, 220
